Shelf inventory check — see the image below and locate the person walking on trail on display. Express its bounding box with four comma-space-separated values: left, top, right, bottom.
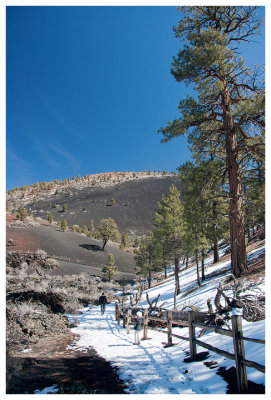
134, 311, 143, 345
99, 292, 107, 315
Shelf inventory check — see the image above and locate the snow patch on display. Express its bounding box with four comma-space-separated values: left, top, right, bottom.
34, 384, 59, 394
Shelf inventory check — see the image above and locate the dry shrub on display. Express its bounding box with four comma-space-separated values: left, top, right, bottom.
6, 251, 121, 353
46, 258, 60, 269
35, 249, 47, 259
12, 301, 38, 317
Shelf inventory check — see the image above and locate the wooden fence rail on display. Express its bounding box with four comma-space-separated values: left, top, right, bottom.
115, 303, 265, 393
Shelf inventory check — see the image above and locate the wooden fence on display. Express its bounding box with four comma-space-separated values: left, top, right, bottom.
8, 250, 105, 271
115, 303, 265, 393
48, 254, 106, 268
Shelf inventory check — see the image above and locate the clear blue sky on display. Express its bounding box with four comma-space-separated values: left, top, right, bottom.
6, 6, 265, 190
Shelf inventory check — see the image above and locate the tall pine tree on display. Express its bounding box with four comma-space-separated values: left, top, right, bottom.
159, 7, 264, 277
135, 231, 162, 288
153, 185, 185, 294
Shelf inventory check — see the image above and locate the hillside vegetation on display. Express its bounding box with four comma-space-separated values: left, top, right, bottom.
7, 171, 180, 238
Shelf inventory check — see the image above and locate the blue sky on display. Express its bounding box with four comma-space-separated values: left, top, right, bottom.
6, 6, 265, 190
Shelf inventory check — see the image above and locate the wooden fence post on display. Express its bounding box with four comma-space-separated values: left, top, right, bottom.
231, 315, 248, 393
167, 310, 173, 346
188, 311, 196, 361
127, 309, 131, 334
143, 309, 148, 340
115, 302, 118, 321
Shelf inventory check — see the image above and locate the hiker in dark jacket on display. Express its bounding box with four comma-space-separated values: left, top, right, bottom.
98, 292, 107, 315
134, 311, 143, 345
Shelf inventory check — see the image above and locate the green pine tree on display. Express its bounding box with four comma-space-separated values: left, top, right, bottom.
153, 229, 172, 279
135, 231, 162, 289
102, 253, 117, 282
60, 218, 68, 231
118, 276, 129, 294
178, 160, 229, 266
153, 185, 185, 294
16, 207, 28, 221
94, 218, 121, 250
159, 7, 264, 278
81, 225, 89, 235
242, 162, 265, 241
48, 214, 54, 224
120, 233, 132, 250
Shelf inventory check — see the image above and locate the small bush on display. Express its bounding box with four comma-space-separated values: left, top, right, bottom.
35, 249, 47, 260
12, 301, 39, 317
46, 258, 60, 269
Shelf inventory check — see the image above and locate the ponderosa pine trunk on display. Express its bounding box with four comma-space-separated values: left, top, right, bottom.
212, 202, 219, 264
163, 255, 168, 279
223, 84, 248, 278
201, 248, 205, 281
148, 269, 151, 288
195, 249, 201, 287
174, 256, 180, 295
213, 233, 219, 264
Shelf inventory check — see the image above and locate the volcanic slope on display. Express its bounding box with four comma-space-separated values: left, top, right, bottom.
25, 175, 181, 237
6, 220, 137, 276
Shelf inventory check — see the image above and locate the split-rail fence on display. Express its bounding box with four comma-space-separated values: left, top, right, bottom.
115, 302, 265, 394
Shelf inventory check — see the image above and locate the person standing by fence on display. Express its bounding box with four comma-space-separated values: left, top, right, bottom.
134, 311, 143, 345
98, 292, 107, 315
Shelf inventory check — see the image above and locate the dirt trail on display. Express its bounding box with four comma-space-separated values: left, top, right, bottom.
7, 332, 127, 394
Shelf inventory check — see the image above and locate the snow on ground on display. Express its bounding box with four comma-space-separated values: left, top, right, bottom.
64, 246, 265, 395
34, 385, 59, 394
67, 303, 228, 394
141, 245, 265, 312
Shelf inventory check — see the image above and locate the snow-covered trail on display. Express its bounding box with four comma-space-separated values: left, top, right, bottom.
67, 304, 228, 394
66, 244, 265, 394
